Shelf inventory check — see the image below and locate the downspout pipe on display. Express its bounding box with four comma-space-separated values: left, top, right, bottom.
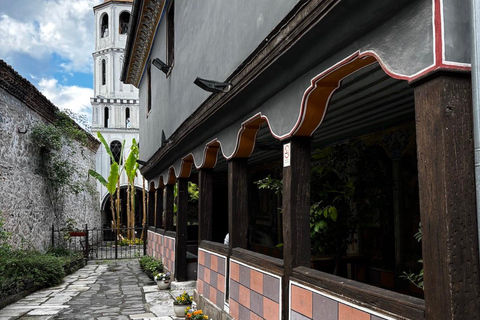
471, 0, 480, 259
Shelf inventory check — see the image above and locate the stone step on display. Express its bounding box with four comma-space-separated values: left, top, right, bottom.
170, 280, 196, 291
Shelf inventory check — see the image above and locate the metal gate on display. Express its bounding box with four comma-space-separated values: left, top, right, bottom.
51, 224, 147, 260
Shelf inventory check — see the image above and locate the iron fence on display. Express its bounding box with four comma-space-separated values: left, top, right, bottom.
51, 224, 147, 260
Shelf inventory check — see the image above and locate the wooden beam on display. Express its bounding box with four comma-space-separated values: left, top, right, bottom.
228, 158, 249, 252
164, 184, 174, 233
175, 178, 188, 281
414, 75, 480, 319
282, 137, 311, 271
155, 188, 163, 229
148, 189, 155, 227
282, 137, 311, 320
198, 168, 213, 242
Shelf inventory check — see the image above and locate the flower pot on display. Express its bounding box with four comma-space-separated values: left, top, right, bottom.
156, 279, 170, 290
173, 304, 191, 317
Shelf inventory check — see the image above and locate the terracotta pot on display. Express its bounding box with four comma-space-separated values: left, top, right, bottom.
173, 303, 191, 317
156, 279, 170, 290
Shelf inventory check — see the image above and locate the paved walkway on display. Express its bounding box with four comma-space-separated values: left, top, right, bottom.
0, 260, 195, 320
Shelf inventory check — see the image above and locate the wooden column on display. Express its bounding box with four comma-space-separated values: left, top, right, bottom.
414, 75, 480, 319
156, 188, 164, 229
175, 178, 188, 281
198, 168, 213, 243
282, 137, 311, 319
164, 184, 174, 233
148, 189, 155, 227
228, 158, 249, 252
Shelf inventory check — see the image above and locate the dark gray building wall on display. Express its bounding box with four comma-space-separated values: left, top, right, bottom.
443, 0, 471, 64
140, 0, 300, 162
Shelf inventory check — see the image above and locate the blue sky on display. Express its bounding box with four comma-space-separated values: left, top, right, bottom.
0, 0, 104, 123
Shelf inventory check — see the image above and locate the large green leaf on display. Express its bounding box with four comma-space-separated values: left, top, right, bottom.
96, 131, 116, 163
125, 139, 139, 181
107, 162, 119, 195
88, 169, 107, 188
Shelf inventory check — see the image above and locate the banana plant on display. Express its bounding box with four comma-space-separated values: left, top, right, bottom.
88, 131, 124, 230
124, 139, 139, 239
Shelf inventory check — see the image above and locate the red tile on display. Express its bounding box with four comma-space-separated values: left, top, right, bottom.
204, 268, 211, 284
211, 255, 218, 272
239, 284, 250, 308
197, 279, 204, 295
218, 273, 226, 293
231, 262, 240, 282
209, 286, 217, 305
230, 299, 240, 319
250, 269, 263, 294
338, 304, 370, 320
199, 250, 205, 266
291, 285, 313, 318
263, 297, 279, 320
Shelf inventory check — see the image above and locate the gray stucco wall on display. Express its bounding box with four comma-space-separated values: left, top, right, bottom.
140, 0, 300, 162
0, 87, 100, 251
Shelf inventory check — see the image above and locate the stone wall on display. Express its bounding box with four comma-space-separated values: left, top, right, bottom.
0, 60, 101, 251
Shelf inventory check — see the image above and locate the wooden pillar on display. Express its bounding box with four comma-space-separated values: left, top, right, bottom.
414, 75, 480, 319
228, 158, 249, 252
282, 137, 311, 319
198, 168, 213, 243
148, 189, 155, 227
164, 184, 174, 233
175, 178, 188, 281
156, 188, 164, 229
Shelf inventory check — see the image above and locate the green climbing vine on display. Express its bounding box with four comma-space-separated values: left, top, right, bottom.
31, 109, 91, 208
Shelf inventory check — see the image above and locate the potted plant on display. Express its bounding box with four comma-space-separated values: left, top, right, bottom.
154, 271, 171, 290
173, 291, 193, 317
185, 308, 209, 319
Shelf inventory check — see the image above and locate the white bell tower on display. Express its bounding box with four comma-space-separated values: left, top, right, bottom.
90, 0, 142, 218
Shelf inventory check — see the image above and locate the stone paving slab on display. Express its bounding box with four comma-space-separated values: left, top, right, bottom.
0, 259, 196, 320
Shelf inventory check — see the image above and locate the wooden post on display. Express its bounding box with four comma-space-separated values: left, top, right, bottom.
198, 168, 213, 243
282, 137, 311, 320
414, 75, 480, 319
148, 188, 155, 227
165, 184, 174, 233
156, 187, 164, 229
228, 158, 249, 252
175, 178, 188, 281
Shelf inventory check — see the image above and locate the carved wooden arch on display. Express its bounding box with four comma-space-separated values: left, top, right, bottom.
156, 176, 165, 189
178, 154, 194, 178
149, 180, 156, 192
199, 140, 221, 169
226, 113, 268, 160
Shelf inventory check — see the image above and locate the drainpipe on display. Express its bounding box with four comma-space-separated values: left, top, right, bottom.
471, 0, 480, 258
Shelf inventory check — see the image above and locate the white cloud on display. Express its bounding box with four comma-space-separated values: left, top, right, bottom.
38, 77, 93, 121
0, 0, 102, 73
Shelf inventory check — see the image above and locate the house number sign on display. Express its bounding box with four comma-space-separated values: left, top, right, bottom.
283, 143, 291, 167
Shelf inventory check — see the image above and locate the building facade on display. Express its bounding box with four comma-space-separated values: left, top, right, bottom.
91, 0, 143, 227
122, 0, 479, 319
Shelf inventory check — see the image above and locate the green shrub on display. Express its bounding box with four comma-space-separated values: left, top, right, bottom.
139, 255, 163, 274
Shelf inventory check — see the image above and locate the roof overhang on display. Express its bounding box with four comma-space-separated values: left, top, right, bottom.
121, 0, 167, 87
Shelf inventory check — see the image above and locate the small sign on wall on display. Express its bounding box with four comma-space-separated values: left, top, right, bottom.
283, 143, 291, 167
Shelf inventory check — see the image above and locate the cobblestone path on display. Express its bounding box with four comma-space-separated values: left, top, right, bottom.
0, 260, 192, 320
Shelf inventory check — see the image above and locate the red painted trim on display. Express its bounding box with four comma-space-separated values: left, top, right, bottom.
434, 0, 443, 65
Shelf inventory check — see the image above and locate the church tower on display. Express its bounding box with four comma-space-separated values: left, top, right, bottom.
91, 0, 142, 225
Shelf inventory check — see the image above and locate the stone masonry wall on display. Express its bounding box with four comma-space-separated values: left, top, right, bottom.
0, 62, 101, 251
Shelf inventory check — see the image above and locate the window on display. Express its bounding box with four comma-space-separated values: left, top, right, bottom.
119, 12, 130, 34
126, 107, 131, 128
101, 14, 109, 38
147, 63, 152, 114
110, 140, 122, 164
104, 107, 109, 128
102, 60, 106, 86
166, 0, 174, 70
